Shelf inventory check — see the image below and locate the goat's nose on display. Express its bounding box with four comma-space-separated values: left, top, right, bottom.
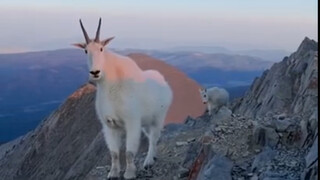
90, 70, 100, 75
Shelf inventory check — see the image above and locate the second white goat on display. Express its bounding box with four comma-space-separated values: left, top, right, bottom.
199, 87, 229, 115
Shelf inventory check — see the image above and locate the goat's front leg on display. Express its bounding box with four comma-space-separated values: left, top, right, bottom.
102, 125, 122, 179
215, 105, 222, 114
124, 119, 141, 179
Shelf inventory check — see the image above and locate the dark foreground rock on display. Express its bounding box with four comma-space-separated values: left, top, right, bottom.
197, 155, 233, 180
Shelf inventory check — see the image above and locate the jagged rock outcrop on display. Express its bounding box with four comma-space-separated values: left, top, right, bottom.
233, 37, 318, 118
233, 37, 318, 180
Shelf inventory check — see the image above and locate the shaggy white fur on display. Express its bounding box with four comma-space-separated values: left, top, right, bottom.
199, 87, 229, 115
73, 19, 173, 179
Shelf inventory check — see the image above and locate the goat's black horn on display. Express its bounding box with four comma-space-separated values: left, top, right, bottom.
79, 19, 90, 44
94, 18, 102, 42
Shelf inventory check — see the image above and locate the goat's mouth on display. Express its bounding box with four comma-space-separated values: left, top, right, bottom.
89, 74, 102, 82
203, 102, 207, 104
90, 75, 101, 80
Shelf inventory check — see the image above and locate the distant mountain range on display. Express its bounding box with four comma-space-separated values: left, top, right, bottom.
117, 49, 274, 87
0, 49, 88, 143
0, 48, 274, 143
162, 46, 291, 62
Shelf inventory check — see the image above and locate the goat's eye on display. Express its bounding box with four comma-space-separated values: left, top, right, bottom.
84, 50, 87, 54
204, 95, 207, 97
100, 48, 103, 52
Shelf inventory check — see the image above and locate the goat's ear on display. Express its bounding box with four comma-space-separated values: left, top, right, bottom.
72, 43, 86, 49
101, 37, 115, 47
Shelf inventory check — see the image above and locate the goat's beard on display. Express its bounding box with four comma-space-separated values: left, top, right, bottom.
88, 76, 102, 85
88, 79, 96, 86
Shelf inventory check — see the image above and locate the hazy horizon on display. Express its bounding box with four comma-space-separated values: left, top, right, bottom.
0, 0, 317, 53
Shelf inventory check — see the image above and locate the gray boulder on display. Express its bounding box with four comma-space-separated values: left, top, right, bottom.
197, 155, 233, 180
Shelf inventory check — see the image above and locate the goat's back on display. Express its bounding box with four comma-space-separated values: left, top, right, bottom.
208, 87, 229, 105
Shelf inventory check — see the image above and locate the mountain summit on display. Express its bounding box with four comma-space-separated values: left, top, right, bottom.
0, 38, 318, 180
233, 37, 318, 118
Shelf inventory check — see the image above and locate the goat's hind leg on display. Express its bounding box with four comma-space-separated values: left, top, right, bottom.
103, 126, 122, 179
143, 117, 164, 169
143, 126, 160, 169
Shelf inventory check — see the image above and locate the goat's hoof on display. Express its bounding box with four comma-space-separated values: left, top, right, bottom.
107, 178, 120, 180
144, 164, 153, 170
107, 176, 120, 180
107, 169, 120, 179
124, 168, 136, 179
143, 157, 156, 170
123, 173, 136, 180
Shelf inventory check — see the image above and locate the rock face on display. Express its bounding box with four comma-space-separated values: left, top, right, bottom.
233, 37, 318, 118
0, 84, 104, 180
232, 37, 318, 180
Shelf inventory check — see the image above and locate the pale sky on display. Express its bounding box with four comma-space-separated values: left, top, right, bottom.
0, 0, 318, 53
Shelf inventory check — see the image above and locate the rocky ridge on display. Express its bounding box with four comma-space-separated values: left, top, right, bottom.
232, 37, 318, 118
88, 37, 319, 180
0, 38, 318, 180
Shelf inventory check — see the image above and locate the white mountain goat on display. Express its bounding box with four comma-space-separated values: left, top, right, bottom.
73, 18, 173, 179
199, 87, 229, 115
